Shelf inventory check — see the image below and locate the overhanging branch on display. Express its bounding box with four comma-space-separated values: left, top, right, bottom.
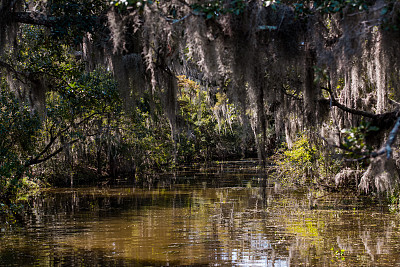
11, 12, 54, 27
26, 139, 79, 166
371, 116, 400, 159
320, 86, 376, 118
321, 116, 400, 161
0, 59, 27, 83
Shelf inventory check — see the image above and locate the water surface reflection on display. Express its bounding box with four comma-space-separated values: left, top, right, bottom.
1, 166, 400, 266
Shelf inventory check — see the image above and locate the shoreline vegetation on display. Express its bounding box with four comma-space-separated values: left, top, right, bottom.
2, 0, 400, 211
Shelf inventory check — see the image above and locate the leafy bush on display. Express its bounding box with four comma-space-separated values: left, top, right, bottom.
0, 82, 41, 200
176, 75, 250, 163
340, 121, 379, 158
273, 133, 340, 186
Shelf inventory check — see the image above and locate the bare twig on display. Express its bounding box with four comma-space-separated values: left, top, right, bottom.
171, 13, 192, 24
389, 98, 400, 107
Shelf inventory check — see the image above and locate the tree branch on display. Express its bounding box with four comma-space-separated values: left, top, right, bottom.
281, 86, 302, 101
321, 116, 400, 161
11, 12, 54, 27
281, 84, 398, 128
371, 116, 400, 159
27, 135, 58, 166
320, 86, 376, 118
26, 139, 79, 166
26, 110, 102, 167
0, 59, 28, 84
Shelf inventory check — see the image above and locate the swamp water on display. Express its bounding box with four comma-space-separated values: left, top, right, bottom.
1, 161, 400, 266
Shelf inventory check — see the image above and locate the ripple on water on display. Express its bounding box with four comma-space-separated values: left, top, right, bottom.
1, 165, 400, 266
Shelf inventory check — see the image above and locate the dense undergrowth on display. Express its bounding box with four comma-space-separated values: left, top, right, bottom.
272, 133, 341, 188
0, 25, 255, 203
3, 0, 400, 213
271, 127, 400, 209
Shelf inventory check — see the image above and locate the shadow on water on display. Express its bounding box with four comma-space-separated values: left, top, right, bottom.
0, 246, 188, 267
1, 160, 400, 266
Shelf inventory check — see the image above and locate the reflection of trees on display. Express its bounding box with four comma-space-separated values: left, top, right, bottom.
280, 193, 400, 266
1, 188, 198, 265
2, 186, 400, 265
197, 187, 293, 265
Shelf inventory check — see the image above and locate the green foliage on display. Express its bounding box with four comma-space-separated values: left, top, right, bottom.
48, 0, 107, 43
275, 134, 317, 185
0, 201, 24, 225
340, 121, 379, 157
111, 0, 154, 10
0, 23, 125, 189
40, 68, 124, 183
284, 135, 317, 165
292, 0, 371, 16
13, 25, 83, 87
0, 20, 252, 192
273, 133, 340, 186
0, 67, 123, 193
387, 189, 400, 213
0, 82, 41, 199
111, 0, 249, 19
124, 94, 174, 173
177, 75, 215, 162
57, 69, 121, 115
191, 0, 247, 19
176, 75, 247, 163
0, 1, 257, 196
381, 1, 400, 31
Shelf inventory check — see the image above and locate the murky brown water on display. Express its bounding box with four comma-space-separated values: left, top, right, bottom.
1, 161, 400, 266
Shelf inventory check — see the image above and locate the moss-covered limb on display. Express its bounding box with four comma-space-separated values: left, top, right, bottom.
284, 83, 398, 130
318, 97, 377, 119
26, 139, 79, 167
3, 0, 400, 195
319, 84, 400, 160
26, 108, 105, 167
319, 135, 366, 156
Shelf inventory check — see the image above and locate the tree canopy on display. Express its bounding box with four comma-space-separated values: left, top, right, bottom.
2, 0, 400, 197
